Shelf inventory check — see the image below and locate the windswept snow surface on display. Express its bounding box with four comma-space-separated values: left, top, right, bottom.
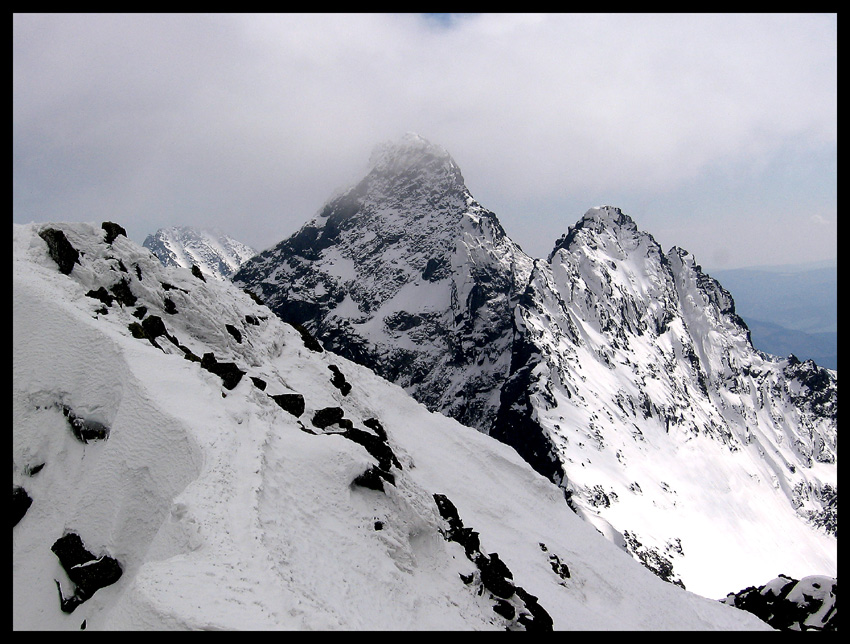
13, 222, 771, 630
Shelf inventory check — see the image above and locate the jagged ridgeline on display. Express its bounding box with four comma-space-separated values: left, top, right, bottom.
234, 134, 836, 599
143, 226, 257, 282
14, 219, 778, 630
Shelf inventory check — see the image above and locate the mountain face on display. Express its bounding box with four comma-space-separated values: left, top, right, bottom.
233, 135, 837, 599
234, 134, 534, 432
13, 221, 773, 630
143, 226, 256, 281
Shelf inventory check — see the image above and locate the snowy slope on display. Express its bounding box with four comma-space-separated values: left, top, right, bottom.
143, 226, 256, 281
233, 135, 837, 600
13, 221, 772, 630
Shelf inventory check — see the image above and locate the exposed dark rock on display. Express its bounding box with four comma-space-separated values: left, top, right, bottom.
478, 552, 515, 599
244, 289, 265, 306
180, 345, 201, 363
251, 376, 267, 391
363, 417, 388, 440
722, 574, 837, 631
51, 532, 123, 613
290, 321, 323, 352
38, 228, 80, 275
225, 324, 242, 343
549, 555, 570, 581
312, 406, 345, 429
328, 364, 352, 395
141, 314, 169, 340
270, 393, 305, 418
164, 297, 178, 314
128, 322, 147, 339
13, 485, 32, 526
352, 465, 395, 492
132, 306, 148, 319
245, 314, 260, 326
514, 587, 554, 631
341, 426, 401, 471
86, 287, 114, 307
61, 406, 109, 443
110, 278, 137, 307
191, 264, 207, 282
200, 353, 245, 390
493, 599, 516, 620
422, 256, 449, 282
26, 462, 45, 476
432, 492, 553, 630
623, 530, 684, 589
101, 221, 127, 244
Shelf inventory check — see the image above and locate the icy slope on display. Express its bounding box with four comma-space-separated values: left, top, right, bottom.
13, 221, 771, 630
143, 225, 256, 281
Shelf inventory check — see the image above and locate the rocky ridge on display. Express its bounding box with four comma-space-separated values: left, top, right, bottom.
143, 226, 256, 281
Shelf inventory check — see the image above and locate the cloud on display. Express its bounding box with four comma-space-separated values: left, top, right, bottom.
13, 13, 836, 264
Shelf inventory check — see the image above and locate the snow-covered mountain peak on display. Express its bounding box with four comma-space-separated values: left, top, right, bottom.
367, 132, 460, 178
143, 226, 256, 281
356, 133, 467, 212
583, 205, 636, 228
547, 205, 655, 265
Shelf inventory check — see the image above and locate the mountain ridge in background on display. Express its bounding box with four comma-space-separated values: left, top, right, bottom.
708, 262, 836, 370
143, 226, 256, 282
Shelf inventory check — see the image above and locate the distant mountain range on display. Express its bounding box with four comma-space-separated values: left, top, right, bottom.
708, 263, 836, 370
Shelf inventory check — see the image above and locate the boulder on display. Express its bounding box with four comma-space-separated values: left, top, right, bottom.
200, 353, 245, 390
38, 228, 80, 275
51, 532, 123, 613
13, 485, 32, 527
101, 221, 127, 244
270, 393, 305, 417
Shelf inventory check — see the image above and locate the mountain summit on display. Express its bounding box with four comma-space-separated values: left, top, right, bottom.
234, 135, 837, 598
235, 134, 532, 432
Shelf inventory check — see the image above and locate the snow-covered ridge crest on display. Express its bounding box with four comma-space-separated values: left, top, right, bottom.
13, 220, 773, 630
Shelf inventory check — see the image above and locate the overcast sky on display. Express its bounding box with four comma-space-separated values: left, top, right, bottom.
13, 13, 836, 269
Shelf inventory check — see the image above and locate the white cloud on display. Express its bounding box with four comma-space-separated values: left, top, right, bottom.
13, 13, 836, 265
